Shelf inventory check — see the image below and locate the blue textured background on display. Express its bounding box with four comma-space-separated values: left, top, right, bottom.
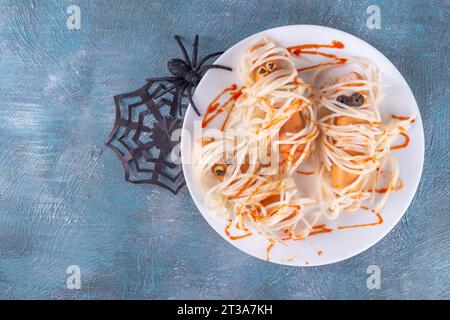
0, 0, 448, 299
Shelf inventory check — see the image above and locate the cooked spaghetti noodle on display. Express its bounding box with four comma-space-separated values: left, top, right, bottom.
314, 58, 414, 219
193, 37, 414, 246
195, 37, 320, 242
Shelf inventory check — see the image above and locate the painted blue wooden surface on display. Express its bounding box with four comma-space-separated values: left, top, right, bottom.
0, 0, 448, 299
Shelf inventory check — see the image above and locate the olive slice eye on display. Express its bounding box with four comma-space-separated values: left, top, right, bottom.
266, 61, 277, 72
336, 95, 350, 105
349, 93, 364, 107
257, 66, 268, 75
212, 164, 226, 176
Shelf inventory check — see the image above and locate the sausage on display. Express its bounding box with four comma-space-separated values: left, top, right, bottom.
279, 111, 307, 164
331, 72, 367, 189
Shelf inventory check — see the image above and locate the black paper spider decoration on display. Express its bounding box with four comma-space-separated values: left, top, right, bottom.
147, 35, 232, 116
105, 35, 231, 194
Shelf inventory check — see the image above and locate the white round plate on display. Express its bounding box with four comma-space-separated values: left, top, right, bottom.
181, 25, 424, 266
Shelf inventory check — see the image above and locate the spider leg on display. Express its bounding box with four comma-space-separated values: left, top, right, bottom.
169, 86, 179, 117
153, 81, 184, 99
192, 35, 199, 68
174, 35, 191, 67
178, 84, 187, 117
170, 84, 185, 117
145, 76, 179, 82
187, 84, 201, 116
199, 64, 233, 74
196, 51, 224, 69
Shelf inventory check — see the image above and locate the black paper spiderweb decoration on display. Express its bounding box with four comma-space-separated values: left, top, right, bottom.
105, 35, 231, 194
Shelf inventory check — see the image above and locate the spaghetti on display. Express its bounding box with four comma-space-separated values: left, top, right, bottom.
193, 36, 414, 247
314, 58, 414, 219
195, 37, 320, 243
